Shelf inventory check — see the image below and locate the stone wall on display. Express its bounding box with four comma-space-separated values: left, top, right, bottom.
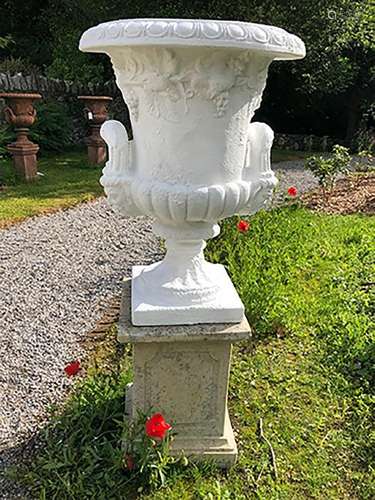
274, 133, 339, 152
0, 72, 118, 99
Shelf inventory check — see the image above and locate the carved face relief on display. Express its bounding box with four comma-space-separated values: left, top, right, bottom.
111, 47, 271, 122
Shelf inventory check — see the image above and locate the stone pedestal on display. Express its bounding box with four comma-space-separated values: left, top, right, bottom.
87, 134, 107, 164
118, 279, 252, 467
6, 141, 39, 181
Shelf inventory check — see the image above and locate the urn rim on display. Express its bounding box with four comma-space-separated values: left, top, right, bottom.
79, 18, 305, 60
77, 95, 113, 101
0, 92, 42, 100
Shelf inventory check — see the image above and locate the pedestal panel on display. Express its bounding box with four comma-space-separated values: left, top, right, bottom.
119, 279, 252, 467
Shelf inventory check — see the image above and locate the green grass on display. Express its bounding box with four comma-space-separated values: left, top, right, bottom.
271, 149, 311, 163
0, 151, 103, 227
11, 206, 374, 499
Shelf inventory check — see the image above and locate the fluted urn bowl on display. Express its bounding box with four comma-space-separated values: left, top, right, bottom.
80, 18, 305, 326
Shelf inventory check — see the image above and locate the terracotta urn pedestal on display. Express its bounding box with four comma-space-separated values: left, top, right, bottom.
78, 96, 112, 164
80, 18, 305, 466
0, 93, 42, 181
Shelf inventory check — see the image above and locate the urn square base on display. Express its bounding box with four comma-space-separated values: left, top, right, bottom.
119, 279, 252, 468
131, 264, 245, 326
7, 143, 39, 182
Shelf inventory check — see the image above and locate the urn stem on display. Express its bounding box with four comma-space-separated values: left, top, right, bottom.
164, 239, 206, 261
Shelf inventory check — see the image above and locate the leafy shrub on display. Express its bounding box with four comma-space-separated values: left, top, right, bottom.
305, 144, 351, 199
352, 150, 374, 172
0, 125, 14, 184
0, 57, 41, 75
355, 128, 375, 156
30, 100, 73, 152
0, 124, 14, 156
354, 102, 375, 154
47, 30, 106, 85
0, 35, 12, 49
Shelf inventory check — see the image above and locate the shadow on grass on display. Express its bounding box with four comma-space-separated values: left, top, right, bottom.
3, 374, 139, 500
6, 372, 219, 499
4, 335, 141, 500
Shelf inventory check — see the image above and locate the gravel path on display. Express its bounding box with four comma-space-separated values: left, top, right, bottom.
0, 198, 162, 496
0, 159, 311, 497
272, 159, 318, 200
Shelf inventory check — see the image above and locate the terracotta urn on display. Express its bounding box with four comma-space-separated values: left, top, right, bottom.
78, 95, 112, 164
80, 19, 305, 326
0, 92, 42, 181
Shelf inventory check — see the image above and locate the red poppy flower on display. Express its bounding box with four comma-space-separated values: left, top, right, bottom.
237, 220, 250, 232
124, 454, 135, 471
64, 360, 81, 377
145, 413, 171, 440
287, 186, 298, 197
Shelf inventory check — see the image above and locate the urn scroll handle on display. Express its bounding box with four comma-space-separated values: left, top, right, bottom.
100, 119, 132, 175
239, 121, 278, 215
3, 106, 16, 125
242, 121, 274, 181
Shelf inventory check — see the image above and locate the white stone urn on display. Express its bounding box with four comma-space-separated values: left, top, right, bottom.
80, 19, 305, 326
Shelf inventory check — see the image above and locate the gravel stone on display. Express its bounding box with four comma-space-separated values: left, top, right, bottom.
273, 159, 318, 201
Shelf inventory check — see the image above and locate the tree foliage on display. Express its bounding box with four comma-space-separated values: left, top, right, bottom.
0, 0, 373, 141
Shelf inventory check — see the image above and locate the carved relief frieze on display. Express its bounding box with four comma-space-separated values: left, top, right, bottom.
113, 48, 270, 121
